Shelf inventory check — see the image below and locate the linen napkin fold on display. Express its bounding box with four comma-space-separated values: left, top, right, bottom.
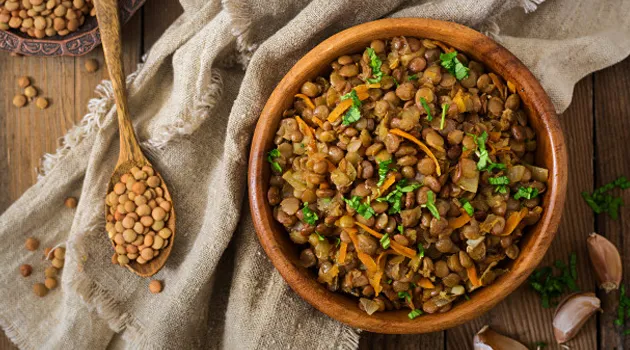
1, 0, 628, 348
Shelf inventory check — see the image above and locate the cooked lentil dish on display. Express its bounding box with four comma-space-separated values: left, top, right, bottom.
266, 36, 548, 318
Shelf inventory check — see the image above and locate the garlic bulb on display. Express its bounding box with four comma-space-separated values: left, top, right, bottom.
473, 325, 528, 350
553, 292, 601, 343
587, 233, 622, 293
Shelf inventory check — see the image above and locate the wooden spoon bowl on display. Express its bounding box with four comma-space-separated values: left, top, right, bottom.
96, 0, 175, 277
248, 18, 567, 333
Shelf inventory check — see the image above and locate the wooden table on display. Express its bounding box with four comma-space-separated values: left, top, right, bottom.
1, 3, 629, 348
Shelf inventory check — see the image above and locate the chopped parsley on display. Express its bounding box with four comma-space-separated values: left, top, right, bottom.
417, 243, 425, 258
439, 51, 469, 80
340, 90, 362, 125
407, 74, 419, 81
344, 195, 376, 219
489, 176, 510, 194
267, 149, 282, 172
376, 179, 421, 214
533, 342, 547, 349
398, 291, 412, 303
397, 224, 404, 235
302, 203, 319, 225
440, 103, 449, 130
377, 159, 395, 187
614, 285, 630, 334
408, 309, 423, 320
334, 237, 341, 246
581, 176, 630, 220
528, 253, 578, 308
459, 198, 474, 216
387, 279, 393, 284
315, 232, 325, 241
380, 233, 391, 249
515, 186, 540, 200
365, 47, 384, 84
464, 294, 470, 301
421, 190, 440, 219
470, 131, 506, 172
391, 76, 400, 88
419, 97, 433, 121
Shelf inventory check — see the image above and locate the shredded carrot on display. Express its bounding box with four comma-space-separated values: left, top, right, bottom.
312, 116, 324, 129
390, 242, 417, 259
326, 98, 354, 123
499, 208, 528, 236
294, 93, 315, 110
468, 266, 481, 287
338, 242, 348, 264
326, 159, 337, 172
346, 229, 377, 273
448, 212, 471, 229
389, 58, 399, 69
488, 73, 506, 100
355, 222, 382, 239
389, 128, 442, 176
353, 83, 382, 101
295, 116, 317, 151
372, 251, 394, 296
507, 80, 516, 94
433, 41, 452, 53
374, 173, 396, 199
489, 131, 501, 142
418, 278, 435, 289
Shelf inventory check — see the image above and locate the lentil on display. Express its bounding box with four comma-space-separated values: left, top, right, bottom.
25, 237, 39, 251
149, 280, 162, 294
20, 264, 32, 277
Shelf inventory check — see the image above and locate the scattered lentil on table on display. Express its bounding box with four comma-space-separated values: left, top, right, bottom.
267, 36, 548, 317
25, 237, 39, 251
149, 280, 163, 294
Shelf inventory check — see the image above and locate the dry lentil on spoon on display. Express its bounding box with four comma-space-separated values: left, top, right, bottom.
266, 36, 548, 317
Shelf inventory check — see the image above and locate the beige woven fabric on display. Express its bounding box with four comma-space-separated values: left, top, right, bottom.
1, 0, 628, 349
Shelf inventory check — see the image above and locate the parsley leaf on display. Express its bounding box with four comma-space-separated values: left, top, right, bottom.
391, 76, 400, 88
366, 47, 384, 84
376, 179, 421, 214
340, 90, 362, 125
334, 237, 341, 247
344, 196, 376, 219
439, 51, 469, 80
407, 74, 419, 81
440, 103, 449, 130
533, 342, 547, 349
315, 232, 325, 241
417, 243, 425, 258
514, 186, 540, 200
380, 234, 391, 249
397, 225, 404, 235
419, 97, 433, 121
470, 131, 506, 172
302, 203, 319, 225
421, 190, 440, 219
529, 253, 579, 308
377, 159, 395, 187
398, 291, 412, 303
408, 309, 423, 320
464, 294, 471, 301
581, 176, 630, 220
459, 198, 474, 216
267, 149, 282, 173
489, 176, 510, 194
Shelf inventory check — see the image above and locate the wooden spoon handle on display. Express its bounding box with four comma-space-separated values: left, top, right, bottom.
94, 0, 144, 163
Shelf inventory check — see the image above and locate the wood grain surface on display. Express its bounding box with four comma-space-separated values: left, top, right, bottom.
1, 3, 629, 348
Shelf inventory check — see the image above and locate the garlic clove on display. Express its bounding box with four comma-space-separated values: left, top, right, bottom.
587, 232, 622, 293
553, 292, 601, 343
473, 325, 529, 350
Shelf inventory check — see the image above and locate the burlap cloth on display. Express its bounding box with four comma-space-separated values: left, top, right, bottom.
1, 0, 628, 349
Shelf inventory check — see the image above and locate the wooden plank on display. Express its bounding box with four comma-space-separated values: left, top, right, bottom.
359, 333, 444, 350
594, 56, 630, 350
445, 75, 596, 349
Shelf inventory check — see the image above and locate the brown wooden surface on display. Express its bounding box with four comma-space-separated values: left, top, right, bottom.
1, 5, 629, 349
248, 18, 566, 335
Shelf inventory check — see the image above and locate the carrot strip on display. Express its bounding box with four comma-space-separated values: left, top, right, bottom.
325, 159, 337, 172
489, 131, 501, 142
418, 278, 435, 289
353, 83, 382, 101
372, 250, 394, 296
294, 93, 315, 109
488, 73, 506, 100
311, 116, 324, 129
346, 229, 377, 273
507, 80, 516, 94
338, 242, 348, 264
448, 212, 471, 229
390, 242, 417, 259
295, 116, 317, 151
354, 222, 383, 239
433, 41, 452, 53
326, 98, 354, 123
374, 173, 396, 199
499, 208, 528, 236
468, 266, 481, 287
390, 128, 442, 176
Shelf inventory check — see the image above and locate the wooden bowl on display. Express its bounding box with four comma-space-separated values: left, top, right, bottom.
0, 0, 144, 56
248, 18, 567, 334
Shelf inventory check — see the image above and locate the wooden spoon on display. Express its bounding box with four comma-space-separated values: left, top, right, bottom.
94, 0, 175, 277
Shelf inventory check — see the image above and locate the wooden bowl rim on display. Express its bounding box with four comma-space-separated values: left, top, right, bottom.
248, 18, 567, 334
0, 0, 144, 56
